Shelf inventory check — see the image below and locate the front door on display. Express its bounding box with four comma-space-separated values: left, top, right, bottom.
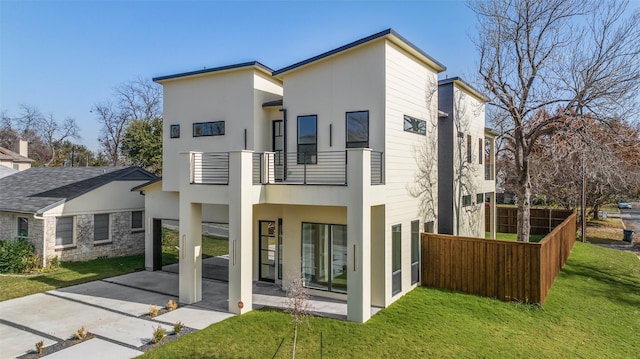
259, 221, 276, 282
272, 120, 284, 181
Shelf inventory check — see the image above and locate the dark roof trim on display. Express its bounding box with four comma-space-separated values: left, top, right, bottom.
438, 76, 489, 102
153, 61, 274, 83
273, 28, 446, 77
130, 177, 162, 192
262, 99, 283, 108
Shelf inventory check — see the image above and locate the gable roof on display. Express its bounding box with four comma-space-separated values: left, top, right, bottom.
272, 28, 446, 77
0, 146, 34, 163
0, 165, 17, 179
152, 61, 274, 83
0, 166, 157, 214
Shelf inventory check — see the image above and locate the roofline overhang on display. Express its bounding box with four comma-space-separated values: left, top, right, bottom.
439, 77, 490, 103
131, 177, 162, 192
272, 28, 446, 78
484, 127, 500, 137
153, 61, 274, 83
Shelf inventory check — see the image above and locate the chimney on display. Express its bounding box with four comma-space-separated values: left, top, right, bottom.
15, 140, 28, 158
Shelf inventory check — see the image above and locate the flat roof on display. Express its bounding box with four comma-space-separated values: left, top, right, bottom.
272, 28, 446, 77
153, 61, 274, 83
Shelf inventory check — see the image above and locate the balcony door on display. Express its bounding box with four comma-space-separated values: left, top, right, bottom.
259, 220, 277, 282
272, 120, 284, 181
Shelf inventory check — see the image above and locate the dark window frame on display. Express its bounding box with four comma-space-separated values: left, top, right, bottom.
346, 111, 369, 148
478, 138, 483, 164
477, 193, 485, 205
301, 221, 348, 294
131, 211, 144, 231
403, 115, 427, 135
297, 115, 317, 164
467, 135, 472, 163
17, 217, 28, 237
170, 124, 180, 138
193, 121, 225, 137
463, 195, 472, 207
392, 224, 402, 296
411, 220, 420, 285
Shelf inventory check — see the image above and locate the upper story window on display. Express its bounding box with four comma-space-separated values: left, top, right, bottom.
346, 111, 369, 148
478, 138, 483, 164
404, 115, 426, 135
17, 217, 28, 237
466, 135, 472, 163
193, 121, 225, 137
297, 115, 317, 164
170, 124, 180, 138
462, 195, 472, 207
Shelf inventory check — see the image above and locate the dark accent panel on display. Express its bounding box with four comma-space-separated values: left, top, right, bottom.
152, 219, 162, 271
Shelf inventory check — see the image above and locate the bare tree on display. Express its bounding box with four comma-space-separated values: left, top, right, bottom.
40, 114, 80, 167
93, 102, 128, 166
470, 0, 640, 241
285, 276, 311, 359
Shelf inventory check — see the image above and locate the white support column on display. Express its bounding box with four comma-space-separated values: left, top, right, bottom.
178, 200, 202, 303
346, 148, 372, 323
228, 151, 253, 314
490, 192, 497, 239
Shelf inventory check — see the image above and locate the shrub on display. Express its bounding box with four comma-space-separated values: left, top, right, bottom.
151, 325, 166, 343
167, 299, 178, 311
173, 321, 184, 334
149, 305, 159, 317
0, 238, 41, 273
35, 340, 44, 354
74, 326, 87, 340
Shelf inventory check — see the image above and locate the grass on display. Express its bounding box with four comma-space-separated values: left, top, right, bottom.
161, 229, 228, 265
0, 255, 143, 302
139, 242, 639, 358
485, 232, 546, 242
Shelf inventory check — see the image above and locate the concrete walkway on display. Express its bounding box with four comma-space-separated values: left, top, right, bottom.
0, 270, 365, 358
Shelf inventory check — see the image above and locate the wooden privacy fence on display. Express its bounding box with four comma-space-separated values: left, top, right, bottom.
423, 213, 576, 304
486, 206, 574, 234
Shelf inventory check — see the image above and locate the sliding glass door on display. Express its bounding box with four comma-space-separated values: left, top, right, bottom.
301, 222, 347, 293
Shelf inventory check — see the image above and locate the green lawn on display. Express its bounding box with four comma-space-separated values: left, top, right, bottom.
486, 232, 546, 242
161, 229, 228, 265
0, 255, 144, 302
139, 242, 639, 358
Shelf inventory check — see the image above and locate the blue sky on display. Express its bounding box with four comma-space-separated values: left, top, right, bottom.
2, 1, 637, 152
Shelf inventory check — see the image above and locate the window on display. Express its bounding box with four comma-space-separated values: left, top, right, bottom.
17, 217, 28, 237
462, 195, 472, 207
392, 224, 402, 296
193, 121, 225, 137
477, 193, 485, 205
297, 115, 317, 164
404, 115, 426, 135
301, 222, 347, 293
13, 163, 19, 170
56, 217, 74, 246
131, 211, 144, 231
478, 138, 483, 164
411, 220, 420, 285
94, 213, 110, 242
467, 135, 472, 163
170, 124, 180, 138
346, 111, 369, 148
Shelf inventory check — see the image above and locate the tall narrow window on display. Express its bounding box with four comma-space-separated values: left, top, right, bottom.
301, 222, 347, 293
392, 224, 402, 295
411, 220, 419, 285
17, 217, 28, 237
56, 217, 74, 246
467, 135, 472, 163
479, 138, 483, 164
94, 213, 110, 242
297, 115, 317, 164
346, 111, 369, 148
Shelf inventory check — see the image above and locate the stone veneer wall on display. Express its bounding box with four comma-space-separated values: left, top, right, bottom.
47, 211, 145, 263
0, 213, 47, 266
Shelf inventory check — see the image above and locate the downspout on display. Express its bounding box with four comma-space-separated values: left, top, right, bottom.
279, 107, 287, 181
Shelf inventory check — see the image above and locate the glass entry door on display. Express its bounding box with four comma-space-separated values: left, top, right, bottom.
259, 221, 277, 282
272, 120, 284, 181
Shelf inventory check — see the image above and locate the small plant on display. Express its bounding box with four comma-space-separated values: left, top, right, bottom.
35, 340, 44, 354
149, 305, 159, 317
167, 299, 178, 311
48, 256, 60, 270
151, 325, 167, 344
286, 276, 311, 359
173, 321, 184, 334
0, 237, 42, 273
74, 326, 87, 340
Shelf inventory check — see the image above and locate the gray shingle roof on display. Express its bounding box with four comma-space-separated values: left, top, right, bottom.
0, 166, 157, 214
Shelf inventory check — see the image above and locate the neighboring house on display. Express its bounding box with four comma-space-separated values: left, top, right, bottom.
0, 140, 34, 171
0, 165, 17, 179
0, 167, 157, 266
143, 28, 496, 322
437, 77, 497, 238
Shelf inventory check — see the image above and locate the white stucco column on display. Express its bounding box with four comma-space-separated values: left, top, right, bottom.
489, 192, 497, 239
346, 149, 372, 322
228, 151, 253, 314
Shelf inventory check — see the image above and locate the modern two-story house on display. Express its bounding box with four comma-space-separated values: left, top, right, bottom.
142, 29, 495, 323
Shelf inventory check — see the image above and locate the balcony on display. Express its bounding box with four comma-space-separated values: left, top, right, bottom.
190, 150, 384, 186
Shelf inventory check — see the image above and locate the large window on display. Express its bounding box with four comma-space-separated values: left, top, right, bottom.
94, 213, 110, 242
404, 115, 426, 135
392, 224, 402, 296
411, 220, 420, 285
301, 222, 347, 293
297, 115, 317, 164
346, 111, 369, 148
56, 217, 74, 246
131, 211, 144, 231
17, 217, 28, 237
193, 121, 225, 137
